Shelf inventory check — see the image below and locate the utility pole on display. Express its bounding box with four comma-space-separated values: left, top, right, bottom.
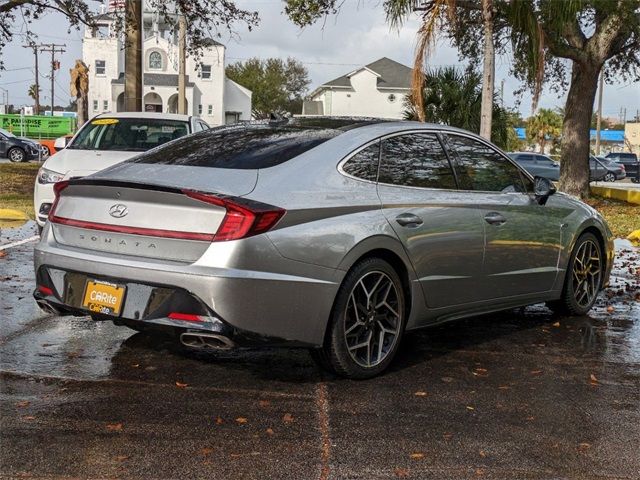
595, 70, 604, 155
23, 43, 40, 114
177, 14, 187, 114
39, 43, 66, 116
124, 0, 143, 111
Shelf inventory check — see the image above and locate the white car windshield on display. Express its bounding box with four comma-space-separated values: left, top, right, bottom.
67, 118, 189, 152
0, 127, 17, 138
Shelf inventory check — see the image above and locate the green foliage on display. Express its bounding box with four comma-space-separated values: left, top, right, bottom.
226, 57, 311, 119
526, 108, 562, 153
27, 84, 40, 101
403, 67, 514, 149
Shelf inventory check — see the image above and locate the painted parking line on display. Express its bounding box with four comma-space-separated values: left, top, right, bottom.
0, 235, 40, 251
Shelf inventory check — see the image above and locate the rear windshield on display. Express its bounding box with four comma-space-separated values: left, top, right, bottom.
129, 125, 340, 169
68, 117, 190, 152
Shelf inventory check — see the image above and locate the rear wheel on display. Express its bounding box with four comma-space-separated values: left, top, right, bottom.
8, 147, 26, 162
312, 257, 406, 379
547, 232, 603, 316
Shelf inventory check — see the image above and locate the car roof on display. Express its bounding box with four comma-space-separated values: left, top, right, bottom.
92, 112, 191, 121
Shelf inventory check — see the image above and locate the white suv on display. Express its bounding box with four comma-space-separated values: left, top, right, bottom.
34, 112, 209, 229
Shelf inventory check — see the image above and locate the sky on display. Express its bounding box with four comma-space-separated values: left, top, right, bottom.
1, 0, 638, 122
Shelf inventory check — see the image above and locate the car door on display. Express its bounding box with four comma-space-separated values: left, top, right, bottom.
376, 131, 486, 309
0, 132, 7, 157
443, 134, 563, 298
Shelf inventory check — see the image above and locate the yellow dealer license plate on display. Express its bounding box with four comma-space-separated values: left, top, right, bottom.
82, 280, 126, 316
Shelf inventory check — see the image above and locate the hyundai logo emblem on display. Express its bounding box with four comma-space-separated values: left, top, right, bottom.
109, 204, 129, 218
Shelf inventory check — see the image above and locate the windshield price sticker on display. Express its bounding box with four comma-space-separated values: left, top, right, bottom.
91, 118, 119, 126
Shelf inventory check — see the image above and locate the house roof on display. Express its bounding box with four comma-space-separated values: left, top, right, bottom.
322, 57, 413, 90
111, 73, 195, 87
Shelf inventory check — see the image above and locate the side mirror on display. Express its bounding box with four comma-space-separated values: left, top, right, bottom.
53, 136, 68, 152
534, 176, 556, 205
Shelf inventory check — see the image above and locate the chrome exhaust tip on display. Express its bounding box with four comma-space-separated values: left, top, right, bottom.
36, 300, 62, 316
179, 332, 235, 350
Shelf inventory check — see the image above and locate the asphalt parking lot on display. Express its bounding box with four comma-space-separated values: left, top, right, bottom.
1, 221, 639, 479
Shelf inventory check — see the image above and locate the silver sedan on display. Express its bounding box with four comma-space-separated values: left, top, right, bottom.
33, 119, 614, 378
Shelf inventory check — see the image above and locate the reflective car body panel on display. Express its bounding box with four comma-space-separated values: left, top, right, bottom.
34, 120, 615, 347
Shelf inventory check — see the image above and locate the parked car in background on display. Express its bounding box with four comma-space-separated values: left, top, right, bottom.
0, 127, 43, 162
508, 152, 560, 181
34, 119, 614, 378
591, 155, 625, 182
605, 152, 639, 183
33, 112, 209, 229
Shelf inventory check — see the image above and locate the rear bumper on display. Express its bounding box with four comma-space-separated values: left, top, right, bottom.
33, 225, 341, 346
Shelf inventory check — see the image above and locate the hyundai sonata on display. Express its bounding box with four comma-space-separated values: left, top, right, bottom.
33, 118, 614, 378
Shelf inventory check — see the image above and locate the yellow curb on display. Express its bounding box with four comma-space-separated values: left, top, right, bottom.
0, 209, 28, 221
628, 230, 640, 242
590, 186, 640, 205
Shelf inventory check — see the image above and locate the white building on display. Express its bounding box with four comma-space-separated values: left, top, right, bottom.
83, 8, 251, 126
302, 58, 412, 119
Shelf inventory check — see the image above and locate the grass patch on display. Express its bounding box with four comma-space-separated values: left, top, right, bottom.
585, 196, 640, 238
0, 163, 39, 220
0, 162, 40, 196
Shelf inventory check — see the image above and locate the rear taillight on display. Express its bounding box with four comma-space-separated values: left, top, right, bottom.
184, 190, 285, 242
48, 180, 69, 220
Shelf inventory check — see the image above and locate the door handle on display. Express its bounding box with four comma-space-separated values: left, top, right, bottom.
484, 212, 506, 226
395, 213, 423, 227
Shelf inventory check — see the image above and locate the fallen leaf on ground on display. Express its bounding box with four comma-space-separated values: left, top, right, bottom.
200, 448, 214, 456
131, 364, 140, 368
106, 423, 123, 431
578, 442, 591, 451
552, 321, 561, 327
498, 385, 510, 390
589, 374, 598, 383
442, 432, 453, 440
215, 416, 224, 425
466, 406, 475, 411
479, 450, 487, 457
16, 400, 30, 408
265, 428, 274, 435
258, 400, 270, 407
175, 381, 188, 388
22, 416, 35, 421
530, 370, 543, 375
114, 455, 129, 462
475, 468, 485, 476
414, 391, 428, 397
441, 377, 454, 383
394, 468, 410, 477
409, 452, 424, 460
0, 251, 7, 259
235, 417, 248, 424
282, 413, 294, 423
606, 305, 615, 313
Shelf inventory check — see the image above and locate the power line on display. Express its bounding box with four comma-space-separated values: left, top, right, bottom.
39, 43, 66, 114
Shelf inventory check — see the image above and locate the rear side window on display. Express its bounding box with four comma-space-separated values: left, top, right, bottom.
130, 126, 340, 169
446, 134, 526, 193
378, 133, 456, 189
342, 142, 380, 181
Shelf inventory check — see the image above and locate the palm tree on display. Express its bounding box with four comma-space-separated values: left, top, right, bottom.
27, 84, 40, 112
386, 0, 496, 140
526, 108, 562, 154
404, 67, 512, 149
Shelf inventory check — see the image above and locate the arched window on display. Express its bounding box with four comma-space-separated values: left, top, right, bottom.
149, 51, 162, 70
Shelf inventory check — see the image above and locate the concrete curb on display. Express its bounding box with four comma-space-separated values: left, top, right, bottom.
591, 185, 640, 205
0, 209, 28, 221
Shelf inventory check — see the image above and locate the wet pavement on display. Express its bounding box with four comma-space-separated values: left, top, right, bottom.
1, 222, 639, 479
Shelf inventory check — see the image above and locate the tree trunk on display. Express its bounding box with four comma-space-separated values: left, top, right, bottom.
479, 0, 494, 140
558, 60, 600, 198
124, 0, 143, 112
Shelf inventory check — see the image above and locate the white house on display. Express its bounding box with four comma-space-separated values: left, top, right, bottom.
302, 57, 412, 119
82, 8, 251, 126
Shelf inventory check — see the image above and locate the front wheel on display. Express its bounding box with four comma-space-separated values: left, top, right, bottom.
8, 147, 26, 162
547, 232, 603, 316
312, 257, 406, 379
603, 172, 616, 182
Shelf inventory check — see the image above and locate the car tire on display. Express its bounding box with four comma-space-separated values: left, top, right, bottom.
603, 172, 616, 182
632, 177, 640, 184
547, 232, 603, 316
8, 147, 26, 162
312, 257, 406, 379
